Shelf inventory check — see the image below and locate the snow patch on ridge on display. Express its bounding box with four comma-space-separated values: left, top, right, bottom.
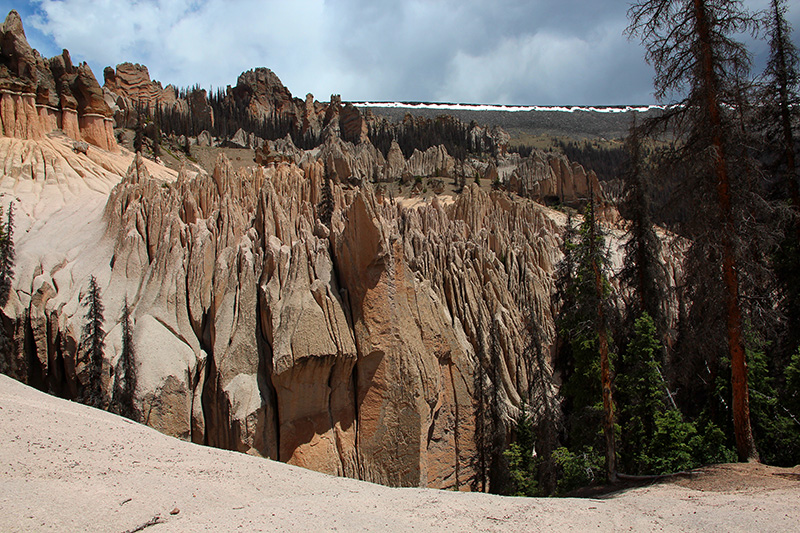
353, 102, 668, 113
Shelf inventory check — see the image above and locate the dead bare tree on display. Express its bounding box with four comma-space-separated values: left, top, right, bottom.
628, 0, 761, 461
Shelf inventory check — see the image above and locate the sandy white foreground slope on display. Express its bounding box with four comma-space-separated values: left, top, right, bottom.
1, 374, 798, 532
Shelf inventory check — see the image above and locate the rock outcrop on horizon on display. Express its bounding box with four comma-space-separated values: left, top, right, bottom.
103, 62, 185, 129
0, 11, 116, 150
95, 32, 604, 208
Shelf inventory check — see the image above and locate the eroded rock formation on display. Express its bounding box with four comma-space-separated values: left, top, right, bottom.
103, 62, 185, 129
0, 11, 116, 150
0, 8, 617, 492
0, 119, 568, 490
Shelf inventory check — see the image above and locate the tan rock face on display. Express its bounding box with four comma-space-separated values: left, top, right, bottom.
339, 103, 368, 145
0, 10, 37, 87
103, 62, 182, 129
302, 93, 322, 137
0, 11, 116, 150
507, 150, 602, 206
3, 129, 573, 492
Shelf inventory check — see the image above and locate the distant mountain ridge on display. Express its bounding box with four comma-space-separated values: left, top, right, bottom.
356, 102, 665, 141
354, 102, 666, 113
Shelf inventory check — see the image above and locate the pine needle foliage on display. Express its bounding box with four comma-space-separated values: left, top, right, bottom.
80, 276, 106, 408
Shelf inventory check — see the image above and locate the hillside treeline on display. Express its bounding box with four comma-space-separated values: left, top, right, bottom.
150, 87, 320, 150
501, 0, 800, 497
131, 87, 500, 158
368, 115, 498, 160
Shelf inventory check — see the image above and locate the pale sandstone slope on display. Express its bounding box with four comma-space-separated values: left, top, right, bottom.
0, 135, 177, 398
2, 374, 799, 533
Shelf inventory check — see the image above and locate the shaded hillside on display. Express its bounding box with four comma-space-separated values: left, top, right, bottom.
357, 104, 665, 141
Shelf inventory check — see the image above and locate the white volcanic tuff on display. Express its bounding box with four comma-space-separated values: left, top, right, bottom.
2, 132, 568, 490
0, 135, 177, 392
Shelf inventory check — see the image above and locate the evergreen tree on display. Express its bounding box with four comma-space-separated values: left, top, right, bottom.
318, 167, 334, 227
628, 0, 761, 461
618, 117, 667, 333
617, 313, 680, 472
524, 315, 561, 495
112, 298, 138, 421
762, 0, 800, 355
473, 327, 491, 492
0, 203, 14, 361
133, 120, 144, 154
80, 276, 106, 408
152, 112, 162, 160
504, 403, 538, 496
618, 313, 737, 473
0, 203, 15, 307
760, 0, 799, 208
557, 199, 617, 482
739, 333, 800, 466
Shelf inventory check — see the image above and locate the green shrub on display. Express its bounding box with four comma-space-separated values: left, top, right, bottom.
552, 446, 604, 495
503, 404, 539, 497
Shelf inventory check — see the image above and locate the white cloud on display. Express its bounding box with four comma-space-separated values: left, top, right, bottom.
437, 22, 648, 105
28, 0, 337, 97
20, 0, 800, 105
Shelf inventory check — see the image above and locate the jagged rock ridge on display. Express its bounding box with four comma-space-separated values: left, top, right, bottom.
0, 11, 116, 150
0, 8, 619, 491
1, 129, 565, 489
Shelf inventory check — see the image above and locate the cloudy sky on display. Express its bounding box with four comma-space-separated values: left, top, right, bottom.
9, 0, 800, 106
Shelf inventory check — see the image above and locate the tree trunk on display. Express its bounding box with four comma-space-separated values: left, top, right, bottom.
590, 199, 617, 482
597, 284, 617, 482
693, 0, 759, 462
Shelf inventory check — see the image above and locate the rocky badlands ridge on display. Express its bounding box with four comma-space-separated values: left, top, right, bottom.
0, 131, 566, 489
0, 11, 115, 151
1, 8, 603, 207
0, 9, 622, 490
97, 32, 603, 206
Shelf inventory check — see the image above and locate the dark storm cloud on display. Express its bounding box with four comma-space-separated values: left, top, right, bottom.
15, 0, 800, 105
328, 0, 648, 104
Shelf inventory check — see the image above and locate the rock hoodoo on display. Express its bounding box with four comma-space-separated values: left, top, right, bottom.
0, 11, 116, 150
0, 8, 620, 492
0, 127, 565, 490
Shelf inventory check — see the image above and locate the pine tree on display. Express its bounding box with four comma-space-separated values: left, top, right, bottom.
80, 276, 106, 408
617, 313, 663, 472
760, 0, 799, 208
318, 170, 334, 227
557, 199, 617, 482
762, 0, 800, 353
524, 315, 561, 494
628, 0, 761, 461
504, 403, 538, 496
152, 113, 162, 161
112, 298, 138, 420
618, 117, 666, 332
0, 203, 14, 361
473, 327, 490, 492
134, 121, 144, 154
0, 203, 15, 307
